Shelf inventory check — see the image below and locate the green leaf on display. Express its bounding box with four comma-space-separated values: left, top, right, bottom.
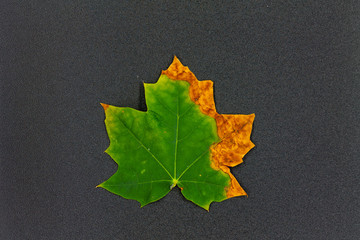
99, 75, 230, 210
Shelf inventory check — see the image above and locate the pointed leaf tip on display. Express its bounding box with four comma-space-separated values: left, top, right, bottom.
100, 103, 109, 111
172, 55, 182, 65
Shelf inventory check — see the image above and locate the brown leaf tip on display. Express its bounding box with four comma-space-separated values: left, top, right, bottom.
162, 56, 197, 83
100, 103, 110, 111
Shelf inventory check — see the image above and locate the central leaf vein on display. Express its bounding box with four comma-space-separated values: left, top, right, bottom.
174, 88, 180, 179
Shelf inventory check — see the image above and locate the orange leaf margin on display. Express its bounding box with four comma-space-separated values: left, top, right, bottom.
163, 56, 255, 198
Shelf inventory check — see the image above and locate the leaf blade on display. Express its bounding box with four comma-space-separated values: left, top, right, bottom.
99, 57, 255, 209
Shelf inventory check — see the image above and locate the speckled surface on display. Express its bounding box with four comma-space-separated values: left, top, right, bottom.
1, 1, 359, 239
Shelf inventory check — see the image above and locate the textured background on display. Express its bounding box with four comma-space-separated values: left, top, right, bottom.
1, 1, 359, 239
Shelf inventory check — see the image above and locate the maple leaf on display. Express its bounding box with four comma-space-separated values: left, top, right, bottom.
98, 57, 255, 210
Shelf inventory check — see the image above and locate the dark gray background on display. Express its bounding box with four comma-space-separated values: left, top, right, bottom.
1, 1, 359, 239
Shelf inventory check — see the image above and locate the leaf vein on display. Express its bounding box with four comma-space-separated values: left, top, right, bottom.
177, 119, 208, 142
153, 95, 177, 116
102, 179, 172, 186
115, 116, 173, 178
177, 149, 209, 180
174, 88, 180, 179
179, 180, 226, 187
